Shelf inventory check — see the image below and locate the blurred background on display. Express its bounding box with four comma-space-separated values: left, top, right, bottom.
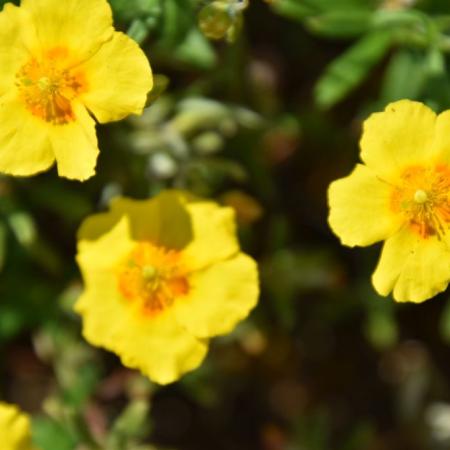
3, 0, 450, 449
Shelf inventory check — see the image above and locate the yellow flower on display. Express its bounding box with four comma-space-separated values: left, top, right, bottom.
0, 0, 152, 180
328, 100, 450, 303
0, 402, 35, 450
75, 191, 259, 384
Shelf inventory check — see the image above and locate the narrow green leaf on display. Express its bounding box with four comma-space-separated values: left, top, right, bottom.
32, 417, 77, 450
380, 49, 427, 102
306, 10, 373, 38
270, 0, 316, 21
315, 31, 392, 108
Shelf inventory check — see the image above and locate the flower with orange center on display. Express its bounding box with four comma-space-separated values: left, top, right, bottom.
117, 242, 189, 316
0, 402, 37, 450
75, 191, 259, 384
0, 0, 152, 180
328, 100, 450, 302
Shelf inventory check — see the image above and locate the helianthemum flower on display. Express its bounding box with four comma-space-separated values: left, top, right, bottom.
0, 0, 152, 180
329, 100, 450, 303
0, 402, 36, 450
75, 191, 259, 384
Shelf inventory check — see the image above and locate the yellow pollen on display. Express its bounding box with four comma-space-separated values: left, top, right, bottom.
117, 242, 189, 317
16, 47, 87, 125
414, 189, 428, 204
391, 164, 450, 239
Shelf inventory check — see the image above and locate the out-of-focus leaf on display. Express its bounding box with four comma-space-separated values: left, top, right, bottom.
315, 31, 392, 108
32, 417, 77, 450
371, 9, 425, 28
61, 364, 100, 408
192, 131, 224, 155
110, 0, 161, 22
365, 304, 398, 351
0, 307, 23, 340
272, 0, 376, 21
127, 18, 152, 44
306, 10, 373, 38
270, 0, 316, 21
380, 49, 427, 102
157, 0, 193, 47
107, 400, 150, 449
8, 212, 36, 247
173, 98, 230, 134
173, 26, 217, 69
426, 45, 446, 75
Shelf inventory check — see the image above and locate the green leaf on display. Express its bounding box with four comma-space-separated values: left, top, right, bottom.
107, 400, 151, 450
127, 18, 152, 44
172, 26, 217, 69
158, 0, 193, 48
315, 31, 392, 108
270, 0, 316, 21
8, 212, 36, 247
32, 417, 77, 450
306, 10, 373, 38
110, 0, 161, 22
365, 306, 398, 351
380, 49, 427, 102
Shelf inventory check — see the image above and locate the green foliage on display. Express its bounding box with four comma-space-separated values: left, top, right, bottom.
315, 31, 392, 108
4, 1, 450, 450
32, 417, 78, 450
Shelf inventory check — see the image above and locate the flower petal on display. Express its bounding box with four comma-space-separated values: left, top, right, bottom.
81, 32, 153, 123
77, 216, 135, 271
50, 104, 99, 181
0, 402, 33, 450
0, 5, 30, 93
79, 192, 239, 263
117, 312, 208, 385
20, 0, 113, 59
328, 164, 401, 247
372, 228, 450, 302
109, 192, 192, 247
0, 92, 54, 176
430, 109, 450, 163
174, 253, 259, 338
360, 100, 436, 180
182, 201, 240, 270
75, 271, 208, 385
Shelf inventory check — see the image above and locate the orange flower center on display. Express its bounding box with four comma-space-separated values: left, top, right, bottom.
16, 47, 87, 125
117, 242, 189, 316
390, 164, 450, 238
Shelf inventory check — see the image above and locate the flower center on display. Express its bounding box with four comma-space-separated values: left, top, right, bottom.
391, 164, 450, 238
16, 47, 87, 125
117, 242, 189, 316
413, 189, 428, 204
